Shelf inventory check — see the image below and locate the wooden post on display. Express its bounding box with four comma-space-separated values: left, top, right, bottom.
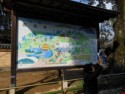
62, 69, 68, 94
10, 8, 17, 94
9, 88, 15, 94
58, 69, 62, 80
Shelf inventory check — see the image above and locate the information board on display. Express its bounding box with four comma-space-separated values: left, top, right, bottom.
17, 17, 97, 69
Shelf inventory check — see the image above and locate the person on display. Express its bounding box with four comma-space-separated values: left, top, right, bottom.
98, 49, 107, 65
83, 58, 103, 94
102, 41, 119, 74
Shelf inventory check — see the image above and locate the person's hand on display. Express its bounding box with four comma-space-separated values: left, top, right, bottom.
98, 56, 103, 65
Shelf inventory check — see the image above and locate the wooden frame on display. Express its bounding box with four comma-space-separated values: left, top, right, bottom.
10, 10, 99, 74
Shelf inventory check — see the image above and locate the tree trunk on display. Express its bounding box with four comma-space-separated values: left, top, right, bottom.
113, 0, 125, 72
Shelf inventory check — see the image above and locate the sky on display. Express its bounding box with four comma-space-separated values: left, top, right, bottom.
71, 0, 89, 4
71, 0, 113, 10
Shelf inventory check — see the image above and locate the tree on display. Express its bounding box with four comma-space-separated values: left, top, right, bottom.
113, 0, 125, 72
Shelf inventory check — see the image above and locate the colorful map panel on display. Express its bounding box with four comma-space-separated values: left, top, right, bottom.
17, 17, 97, 69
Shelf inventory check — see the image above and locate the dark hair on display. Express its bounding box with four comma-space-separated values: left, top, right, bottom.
84, 64, 92, 73
104, 47, 112, 57
104, 41, 119, 57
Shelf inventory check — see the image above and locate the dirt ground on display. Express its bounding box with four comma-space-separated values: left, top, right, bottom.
0, 51, 84, 94
0, 68, 84, 94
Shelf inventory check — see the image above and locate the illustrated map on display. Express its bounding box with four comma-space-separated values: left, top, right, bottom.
17, 17, 97, 69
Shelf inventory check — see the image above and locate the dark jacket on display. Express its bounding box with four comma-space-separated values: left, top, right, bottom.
84, 64, 103, 94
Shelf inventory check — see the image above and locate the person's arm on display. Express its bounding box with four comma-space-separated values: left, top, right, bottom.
89, 58, 103, 78
93, 63, 103, 76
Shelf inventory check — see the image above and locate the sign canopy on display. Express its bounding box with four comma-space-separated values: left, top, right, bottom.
3, 0, 118, 26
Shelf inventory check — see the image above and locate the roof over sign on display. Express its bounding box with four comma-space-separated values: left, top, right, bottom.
4, 0, 118, 25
